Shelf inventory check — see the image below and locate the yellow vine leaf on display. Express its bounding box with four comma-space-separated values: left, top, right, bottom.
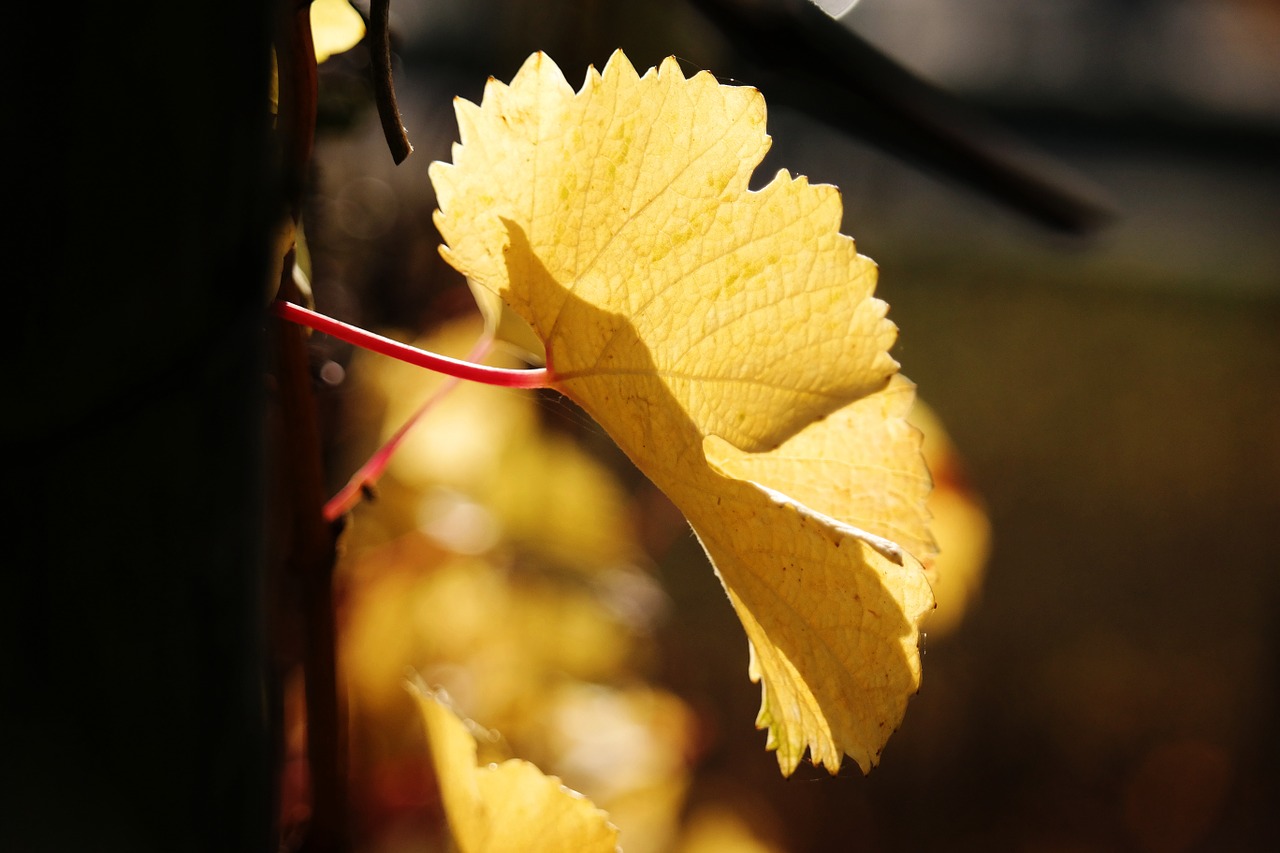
412, 685, 620, 853
430, 51, 935, 774
311, 0, 365, 64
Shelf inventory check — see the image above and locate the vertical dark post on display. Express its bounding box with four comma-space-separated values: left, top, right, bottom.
2, 2, 278, 851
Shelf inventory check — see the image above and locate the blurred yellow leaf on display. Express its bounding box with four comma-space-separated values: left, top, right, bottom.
677, 805, 783, 853
431, 51, 934, 774
343, 542, 637, 726
906, 399, 991, 637
356, 317, 640, 572
311, 0, 364, 63
529, 683, 697, 853
412, 685, 620, 853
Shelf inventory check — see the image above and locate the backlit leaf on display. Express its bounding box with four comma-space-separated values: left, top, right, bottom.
311, 0, 364, 64
430, 51, 934, 774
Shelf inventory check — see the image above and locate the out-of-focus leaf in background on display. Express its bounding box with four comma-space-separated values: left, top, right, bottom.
677, 805, 787, 853
312, 0, 366, 64
411, 685, 620, 853
340, 318, 772, 852
907, 397, 990, 639
350, 318, 637, 570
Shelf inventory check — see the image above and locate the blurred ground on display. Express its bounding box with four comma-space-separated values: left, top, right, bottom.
307, 2, 1280, 850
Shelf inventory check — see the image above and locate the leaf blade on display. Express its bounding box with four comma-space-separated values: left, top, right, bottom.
431, 50, 935, 775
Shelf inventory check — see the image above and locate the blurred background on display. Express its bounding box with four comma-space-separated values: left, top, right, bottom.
299, 1, 1280, 850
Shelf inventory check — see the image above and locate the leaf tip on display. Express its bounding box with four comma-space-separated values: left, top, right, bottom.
656, 54, 686, 81
513, 50, 573, 97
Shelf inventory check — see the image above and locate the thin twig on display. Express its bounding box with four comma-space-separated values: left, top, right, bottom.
370, 0, 413, 164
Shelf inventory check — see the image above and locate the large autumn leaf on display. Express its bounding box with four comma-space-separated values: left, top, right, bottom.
431, 51, 934, 774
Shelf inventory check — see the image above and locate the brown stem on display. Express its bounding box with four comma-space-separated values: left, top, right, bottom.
271, 273, 347, 853
276, 0, 318, 219
273, 2, 349, 851
370, 0, 414, 164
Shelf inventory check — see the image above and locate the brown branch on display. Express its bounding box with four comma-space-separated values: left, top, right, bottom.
271, 269, 347, 853
276, 0, 318, 219
370, 0, 414, 164
272, 1, 349, 851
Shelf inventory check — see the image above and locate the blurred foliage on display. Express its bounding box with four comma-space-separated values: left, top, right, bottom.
338, 318, 744, 851
908, 398, 990, 639
412, 685, 620, 852
312, 0, 366, 64
333, 304, 986, 849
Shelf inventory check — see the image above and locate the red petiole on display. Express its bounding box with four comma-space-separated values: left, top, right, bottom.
321, 332, 496, 521
272, 300, 550, 389
272, 298, 551, 519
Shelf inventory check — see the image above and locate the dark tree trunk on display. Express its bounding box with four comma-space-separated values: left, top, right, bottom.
3, 2, 278, 850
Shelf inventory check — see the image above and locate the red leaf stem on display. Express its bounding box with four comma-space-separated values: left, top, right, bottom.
272, 300, 550, 389
322, 333, 496, 521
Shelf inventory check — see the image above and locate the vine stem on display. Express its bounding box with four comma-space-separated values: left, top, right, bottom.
271, 301, 551, 389
322, 333, 496, 521
370, 0, 413, 164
